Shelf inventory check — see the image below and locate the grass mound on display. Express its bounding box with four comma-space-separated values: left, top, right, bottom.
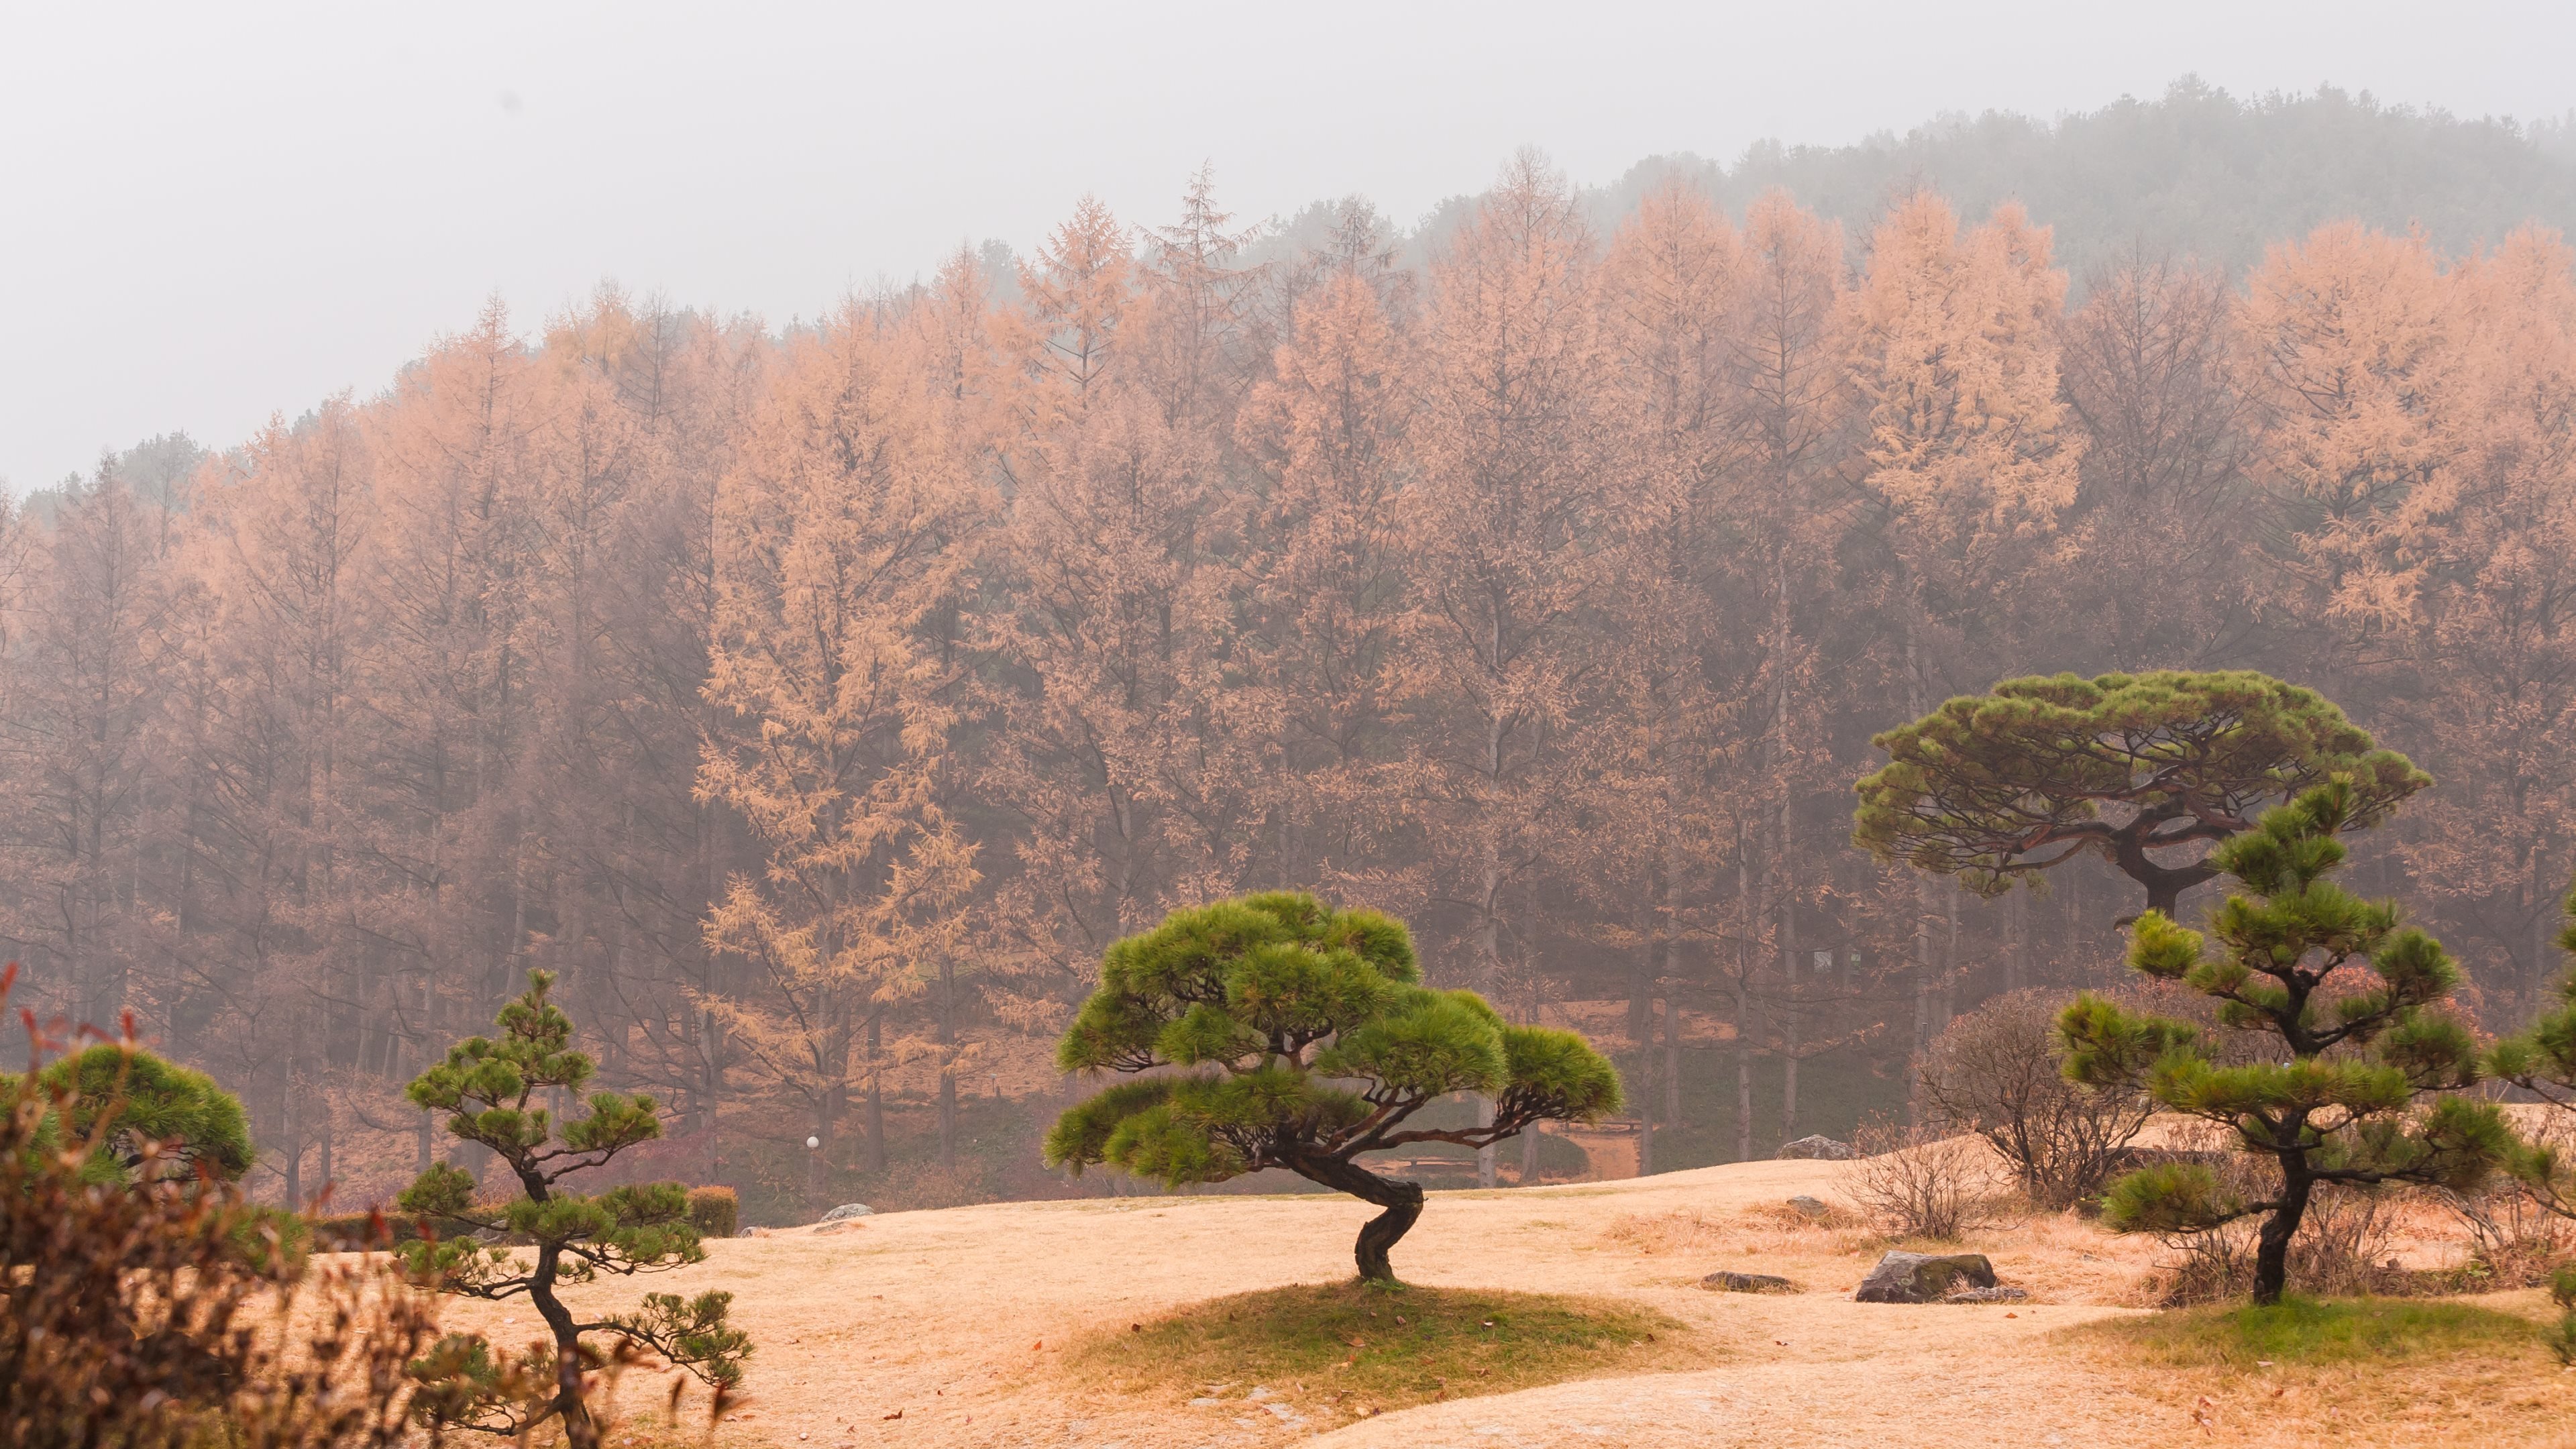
2085, 1295, 2544, 1368
1069, 1281, 1696, 1421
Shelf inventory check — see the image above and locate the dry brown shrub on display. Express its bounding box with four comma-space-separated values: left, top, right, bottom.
1916, 988, 2157, 1210
1743, 1198, 1865, 1231
1841, 1122, 2007, 1242
2436, 1180, 2575, 1290
1599, 1207, 1725, 1256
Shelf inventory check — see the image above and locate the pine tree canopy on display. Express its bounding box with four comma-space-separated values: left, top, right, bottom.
1855, 669, 2427, 916
1045, 892, 1621, 1281
2057, 779, 2508, 1305
1, 1042, 254, 1183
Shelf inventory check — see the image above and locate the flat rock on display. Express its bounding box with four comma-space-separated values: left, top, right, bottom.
1775, 1134, 1858, 1161
1941, 1285, 2029, 1304
1854, 1250, 1999, 1303
1701, 1271, 1799, 1294
812, 1219, 865, 1236
1786, 1194, 1831, 1218
820, 1202, 875, 1222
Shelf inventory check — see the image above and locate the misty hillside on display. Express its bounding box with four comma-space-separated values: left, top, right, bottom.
1374, 78, 2576, 279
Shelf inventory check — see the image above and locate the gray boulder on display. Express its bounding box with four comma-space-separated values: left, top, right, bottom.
1854, 1251, 1998, 1303
1775, 1134, 1858, 1161
1941, 1285, 2029, 1304
820, 1201, 875, 1222
1786, 1194, 1831, 1218
1702, 1271, 1798, 1294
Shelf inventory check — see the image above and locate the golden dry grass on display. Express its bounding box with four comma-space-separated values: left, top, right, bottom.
383, 1140, 2576, 1448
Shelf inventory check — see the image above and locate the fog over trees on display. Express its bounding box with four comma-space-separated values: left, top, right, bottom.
9, 83, 2576, 1221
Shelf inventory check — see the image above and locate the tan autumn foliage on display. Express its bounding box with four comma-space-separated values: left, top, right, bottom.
9, 158, 2576, 1226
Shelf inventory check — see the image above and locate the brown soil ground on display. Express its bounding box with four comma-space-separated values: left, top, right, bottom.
436, 1150, 2576, 1449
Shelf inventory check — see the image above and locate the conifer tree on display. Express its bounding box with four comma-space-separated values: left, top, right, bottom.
1856, 669, 2427, 916
697, 297, 989, 1203
3, 1041, 255, 1183
2059, 780, 2508, 1305
1401, 155, 1617, 1188
398, 971, 749, 1447
1235, 262, 1412, 897
1044, 893, 1620, 1281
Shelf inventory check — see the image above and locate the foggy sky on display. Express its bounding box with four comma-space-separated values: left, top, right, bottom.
4, 0, 2570, 494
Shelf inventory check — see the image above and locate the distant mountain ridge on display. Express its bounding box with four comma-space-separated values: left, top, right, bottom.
1356, 78, 2576, 280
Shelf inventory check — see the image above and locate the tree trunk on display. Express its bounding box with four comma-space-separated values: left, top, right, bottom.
2253, 1163, 2315, 1307
1638, 984, 1658, 1177
938, 1068, 958, 1171
1733, 997, 1756, 1164
700, 1004, 722, 1188
282, 1057, 303, 1210
1474, 1095, 1497, 1188
1940, 882, 1960, 1028
1296, 1156, 1427, 1283
1911, 874, 1935, 1126
938, 971, 959, 1171
530, 1244, 599, 1449
865, 1014, 888, 1173
2004, 887, 2026, 996
2112, 824, 2216, 924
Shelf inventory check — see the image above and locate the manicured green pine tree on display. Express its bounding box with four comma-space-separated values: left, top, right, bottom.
3, 1040, 254, 1183
1046, 893, 1622, 1282
2058, 780, 2508, 1305
398, 971, 749, 1448
1855, 670, 2426, 916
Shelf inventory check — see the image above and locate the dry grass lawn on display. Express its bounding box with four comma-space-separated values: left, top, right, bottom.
419, 1150, 2576, 1449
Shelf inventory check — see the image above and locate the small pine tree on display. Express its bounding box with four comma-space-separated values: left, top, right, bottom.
2058, 780, 2509, 1305
2, 1040, 254, 1183
398, 971, 749, 1447
1045, 893, 1622, 1282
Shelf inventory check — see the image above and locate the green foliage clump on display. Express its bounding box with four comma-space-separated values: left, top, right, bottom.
398, 971, 749, 1448
1855, 670, 2424, 914
2058, 780, 2508, 1305
1047, 894, 1620, 1281
0, 1040, 254, 1183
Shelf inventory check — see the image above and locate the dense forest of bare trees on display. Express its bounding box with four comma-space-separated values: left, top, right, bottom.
8, 145, 2576, 1220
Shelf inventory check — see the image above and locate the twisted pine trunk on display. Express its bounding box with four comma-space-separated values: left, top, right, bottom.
1297, 1157, 1426, 1283
529, 1240, 599, 1449
2253, 1162, 2316, 1307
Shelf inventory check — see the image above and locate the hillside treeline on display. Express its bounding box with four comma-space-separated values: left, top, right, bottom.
7, 156, 2574, 1210
1601, 79, 2576, 283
